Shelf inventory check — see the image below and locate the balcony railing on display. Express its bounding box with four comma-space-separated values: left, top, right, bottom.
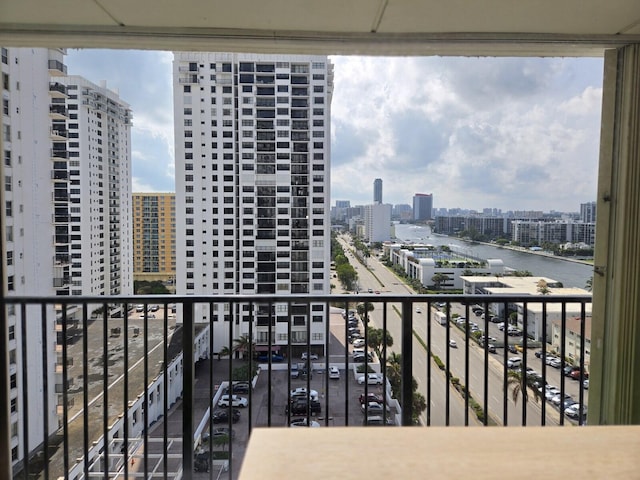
3, 293, 591, 479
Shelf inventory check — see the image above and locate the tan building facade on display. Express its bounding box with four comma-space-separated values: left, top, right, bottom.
132, 193, 176, 283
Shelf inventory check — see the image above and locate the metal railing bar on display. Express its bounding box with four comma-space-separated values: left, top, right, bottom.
19, 302, 29, 479
182, 301, 195, 476
400, 300, 413, 426
43, 303, 51, 480
101, 301, 109, 480
123, 304, 130, 479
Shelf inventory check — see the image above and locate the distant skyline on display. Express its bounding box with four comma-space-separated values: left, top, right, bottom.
65, 51, 604, 211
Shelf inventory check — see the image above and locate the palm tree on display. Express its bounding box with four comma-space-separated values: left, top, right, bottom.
506, 369, 542, 404
233, 335, 254, 359
218, 346, 231, 360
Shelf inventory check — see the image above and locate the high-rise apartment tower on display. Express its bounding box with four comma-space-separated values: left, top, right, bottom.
173, 52, 333, 355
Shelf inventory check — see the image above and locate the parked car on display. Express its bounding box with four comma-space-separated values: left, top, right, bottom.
415, 307, 423, 314
218, 394, 248, 408
583, 379, 590, 390
486, 344, 497, 353
211, 409, 240, 424
224, 381, 251, 394
359, 393, 384, 404
256, 353, 284, 362
357, 373, 383, 385
564, 365, 580, 377
508, 345, 518, 354
565, 404, 587, 420
544, 386, 561, 401
290, 418, 321, 428
301, 352, 318, 360
570, 369, 589, 380
328, 366, 340, 379
549, 357, 562, 368
286, 398, 321, 415
203, 427, 235, 442
449, 339, 457, 348
363, 415, 395, 426
361, 401, 392, 415
551, 393, 574, 407
352, 338, 366, 348
290, 387, 319, 401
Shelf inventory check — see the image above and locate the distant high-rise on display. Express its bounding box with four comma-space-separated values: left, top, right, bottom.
373, 178, 382, 204
364, 203, 392, 242
173, 52, 333, 355
413, 193, 433, 221
580, 201, 596, 223
133, 193, 176, 283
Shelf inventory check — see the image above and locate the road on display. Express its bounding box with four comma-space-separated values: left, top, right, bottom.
338, 234, 585, 426
338, 236, 479, 426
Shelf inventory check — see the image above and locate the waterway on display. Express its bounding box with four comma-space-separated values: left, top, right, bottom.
392, 224, 593, 289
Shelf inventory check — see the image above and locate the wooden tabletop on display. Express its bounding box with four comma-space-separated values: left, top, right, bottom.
239, 426, 640, 479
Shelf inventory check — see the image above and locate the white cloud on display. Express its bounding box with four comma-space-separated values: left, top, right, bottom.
66, 51, 603, 211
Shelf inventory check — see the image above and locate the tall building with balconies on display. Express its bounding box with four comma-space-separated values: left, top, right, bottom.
2, 46, 60, 471
62, 76, 133, 298
133, 192, 176, 283
1, 47, 133, 472
173, 52, 333, 355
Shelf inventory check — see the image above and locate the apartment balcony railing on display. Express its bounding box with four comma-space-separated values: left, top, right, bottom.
3, 293, 591, 479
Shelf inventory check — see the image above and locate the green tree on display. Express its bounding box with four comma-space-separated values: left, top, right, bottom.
212, 433, 230, 451
412, 391, 427, 424
431, 273, 449, 290
513, 270, 533, 277
134, 280, 170, 294
367, 327, 393, 358
506, 369, 542, 404
356, 302, 375, 317
233, 335, 254, 358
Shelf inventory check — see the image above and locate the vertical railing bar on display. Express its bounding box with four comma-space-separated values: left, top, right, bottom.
559, 302, 566, 426
363, 301, 369, 425
81, 303, 89, 480
400, 300, 413, 426
182, 300, 195, 476
143, 303, 149, 477
305, 298, 312, 427
101, 301, 109, 480
541, 301, 547, 426
426, 301, 431, 426
502, 301, 509, 427
42, 303, 51, 480
463, 304, 469, 426
343, 300, 349, 426
19, 302, 30, 479
123, 303, 130, 479
521, 302, 528, 426
226, 300, 234, 480
482, 303, 489, 426
207, 301, 214, 480
382, 301, 388, 426
444, 301, 450, 426
323, 299, 330, 427
267, 301, 273, 428
61, 305, 70, 477
162, 301, 169, 480
286, 300, 292, 427
578, 301, 587, 426
247, 301, 254, 438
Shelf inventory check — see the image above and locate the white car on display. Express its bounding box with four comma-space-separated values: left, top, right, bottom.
357, 373, 383, 385
352, 338, 366, 348
290, 387, 319, 401
449, 339, 457, 348
290, 418, 320, 428
507, 357, 522, 368
415, 307, 422, 314
217, 394, 248, 408
328, 366, 340, 379
301, 352, 318, 360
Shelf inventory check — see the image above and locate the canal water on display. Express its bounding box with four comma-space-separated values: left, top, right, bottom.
392, 224, 593, 289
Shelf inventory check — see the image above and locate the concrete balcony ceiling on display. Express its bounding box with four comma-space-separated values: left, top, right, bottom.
2, 0, 640, 56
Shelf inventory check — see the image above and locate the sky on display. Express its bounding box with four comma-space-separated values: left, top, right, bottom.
65, 50, 604, 213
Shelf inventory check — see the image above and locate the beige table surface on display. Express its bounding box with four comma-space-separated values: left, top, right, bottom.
239, 426, 640, 479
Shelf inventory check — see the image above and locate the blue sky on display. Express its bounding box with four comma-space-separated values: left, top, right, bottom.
65, 51, 604, 212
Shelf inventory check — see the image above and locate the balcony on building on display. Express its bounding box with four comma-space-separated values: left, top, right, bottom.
47, 59, 67, 76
